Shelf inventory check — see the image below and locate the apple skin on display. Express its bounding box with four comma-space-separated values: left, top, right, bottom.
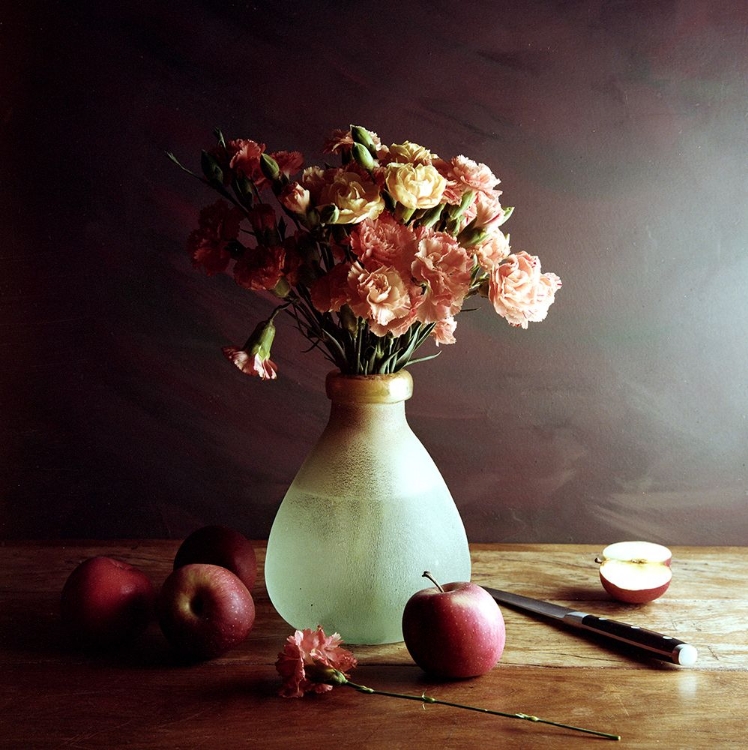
157, 563, 255, 661
173, 525, 257, 591
402, 580, 506, 679
598, 541, 673, 604
60, 556, 155, 649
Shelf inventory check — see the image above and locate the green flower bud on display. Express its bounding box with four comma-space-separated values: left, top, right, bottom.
418, 203, 444, 229
338, 305, 359, 335
318, 203, 341, 224
201, 150, 224, 185
260, 153, 281, 183
351, 125, 377, 154
352, 142, 376, 171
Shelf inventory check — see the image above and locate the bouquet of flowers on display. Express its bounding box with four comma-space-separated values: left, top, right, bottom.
169, 125, 561, 379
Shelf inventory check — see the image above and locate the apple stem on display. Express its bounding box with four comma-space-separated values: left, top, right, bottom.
422, 570, 444, 593
336, 674, 620, 741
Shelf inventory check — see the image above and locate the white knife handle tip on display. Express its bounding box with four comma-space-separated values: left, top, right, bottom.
674, 643, 698, 666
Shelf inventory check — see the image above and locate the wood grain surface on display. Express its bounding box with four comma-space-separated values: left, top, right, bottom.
1, 541, 745, 748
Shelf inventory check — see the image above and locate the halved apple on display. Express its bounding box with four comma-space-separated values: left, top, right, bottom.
597, 541, 672, 604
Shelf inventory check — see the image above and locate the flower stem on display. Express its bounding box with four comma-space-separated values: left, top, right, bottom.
342, 678, 620, 741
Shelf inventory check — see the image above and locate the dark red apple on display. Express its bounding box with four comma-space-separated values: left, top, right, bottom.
157, 563, 255, 661
402, 571, 506, 679
60, 556, 155, 649
173, 525, 257, 591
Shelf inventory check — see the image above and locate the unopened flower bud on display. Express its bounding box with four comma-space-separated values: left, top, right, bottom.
418, 203, 444, 229
457, 224, 489, 247
351, 125, 377, 155
201, 150, 224, 186
260, 153, 281, 183
338, 305, 358, 335
318, 204, 341, 224
352, 142, 376, 171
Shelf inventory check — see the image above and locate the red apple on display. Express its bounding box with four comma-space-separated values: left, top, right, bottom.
60, 556, 155, 649
402, 571, 506, 679
597, 541, 673, 604
173, 525, 257, 591
157, 563, 255, 661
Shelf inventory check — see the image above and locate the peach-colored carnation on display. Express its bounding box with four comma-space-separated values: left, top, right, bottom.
318, 170, 385, 224
472, 190, 508, 231
432, 316, 457, 346
276, 626, 357, 699
222, 346, 277, 380
384, 163, 446, 210
488, 251, 562, 328
412, 229, 472, 323
474, 231, 511, 271
187, 199, 243, 275
451, 155, 501, 195
229, 138, 267, 186
349, 214, 418, 274
271, 150, 304, 178
278, 182, 311, 214
347, 262, 417, 336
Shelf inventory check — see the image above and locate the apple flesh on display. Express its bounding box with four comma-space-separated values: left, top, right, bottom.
598, 541, 673, 604
173, 525, 257, 591
60, 556, 155, 649
157, 563, 255, 661
402, 572, 506, 679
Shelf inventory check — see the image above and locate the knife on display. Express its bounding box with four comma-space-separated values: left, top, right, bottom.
483, 586, 698, 666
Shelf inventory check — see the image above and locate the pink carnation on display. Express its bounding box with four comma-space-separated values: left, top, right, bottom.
271, 150, 304, 178
432, 316, 457, 346
451, 155, 501, 195
187, 199, 243, 275
229, 138, 267, 186
222, 346, 278, 380
347, 262, 417, 337
488, 251, 562, 328
349, 214, 418, 274
276, 626, 357, 699
412, 228, 473, 323
474, 231, 511, 271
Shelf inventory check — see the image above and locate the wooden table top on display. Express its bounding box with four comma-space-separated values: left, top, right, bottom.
1, 541, 746, 749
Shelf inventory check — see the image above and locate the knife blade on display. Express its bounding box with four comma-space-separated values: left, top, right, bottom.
483, 586, 698, 666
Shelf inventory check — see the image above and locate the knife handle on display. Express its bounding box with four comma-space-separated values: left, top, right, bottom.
564, 612, 698, 665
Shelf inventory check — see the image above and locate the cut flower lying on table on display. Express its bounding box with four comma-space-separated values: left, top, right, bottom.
275, 627, 620, 741
169, 125, 561, 379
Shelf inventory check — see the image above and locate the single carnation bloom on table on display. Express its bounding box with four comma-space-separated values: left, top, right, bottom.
276, 626, 357, 698
489, 251, 562, 328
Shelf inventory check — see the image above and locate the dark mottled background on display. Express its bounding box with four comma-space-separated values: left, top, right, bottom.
3, 0, 747, 543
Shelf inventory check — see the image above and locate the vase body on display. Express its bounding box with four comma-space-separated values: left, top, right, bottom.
264, 369, 471, 645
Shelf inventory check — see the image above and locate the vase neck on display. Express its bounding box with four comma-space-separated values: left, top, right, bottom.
325, 370, 413, 405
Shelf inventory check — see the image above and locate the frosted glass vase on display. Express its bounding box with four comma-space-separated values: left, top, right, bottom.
264, 369, 471, 645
